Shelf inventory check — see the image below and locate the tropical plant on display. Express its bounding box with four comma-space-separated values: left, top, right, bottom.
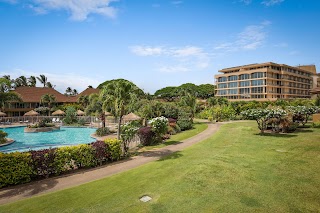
0, 78, 21, 111
40, 94, 56, 115
100, 80, 137, 139
0, 130, 8, 144
46, 82, 55, 88
120, 122, 139, 155
28, 76, 37, 87
149, 116, 168, 143
15, 76, 28, 87
63, 107, 78, 124
36, 74, 48, 87
179, 92, 197, 121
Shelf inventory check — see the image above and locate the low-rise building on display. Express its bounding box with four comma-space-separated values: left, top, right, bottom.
215, 62, 317, 101
4, 87, 100, 116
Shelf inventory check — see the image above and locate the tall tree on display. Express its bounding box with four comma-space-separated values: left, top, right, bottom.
0, 78, 21, 111
78, 95, 90, 109
37, 75, 48, 87
179, 92, 197, 121
100, 80, 135, 139
40, 94, 56, 115
46, 82, 55, 88
65, 87, 72, 96
28, 76, 37, 87
15, 76, 28, 87
72, 89, 78, 96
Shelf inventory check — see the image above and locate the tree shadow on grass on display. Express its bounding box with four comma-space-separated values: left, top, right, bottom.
158, 151, 183, 161
254, 133, 297, 138
296, 129, 314, 133
164, 141, 183, 146
0, 178, 58, 200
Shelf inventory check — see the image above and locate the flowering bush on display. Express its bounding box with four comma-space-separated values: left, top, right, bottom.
286, 106, 320, 126
121, 122, 139, 155
149, 116, 168, 142
137, 127, 156, 146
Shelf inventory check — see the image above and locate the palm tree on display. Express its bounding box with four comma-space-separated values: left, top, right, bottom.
0, 78, 21, 111
15, 76, 28, 87
99, 80, 134, 139
28, 76, 37, 87
78, 95, 90, 109
72, 89, 78, 96
180, 92, 197, 121
88, 85, 93, 88
3, 75, 14, 89
46, 82, 55, 88
37, 75, 48, 87
40, 94, 56, 115
65, 87, 72, 96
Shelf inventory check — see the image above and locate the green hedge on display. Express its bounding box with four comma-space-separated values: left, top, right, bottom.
0, 152, 33, 188
0, 139, 123, 188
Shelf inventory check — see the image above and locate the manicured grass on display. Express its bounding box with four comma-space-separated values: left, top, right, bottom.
1, 121, 320, 212
140, 122, 208, 150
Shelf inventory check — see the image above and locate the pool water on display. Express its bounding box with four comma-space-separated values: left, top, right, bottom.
0, 127, 97, 153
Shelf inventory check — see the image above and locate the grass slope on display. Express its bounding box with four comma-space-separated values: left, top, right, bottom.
1, 121, 320, 212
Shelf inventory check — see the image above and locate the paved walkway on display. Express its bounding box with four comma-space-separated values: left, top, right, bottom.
0, 122, 222, 205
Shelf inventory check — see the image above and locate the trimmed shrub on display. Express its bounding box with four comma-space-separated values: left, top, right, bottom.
30, 149, 59, 178
104, 139, 122, 161
177, 119, 193, 131
55, 146, 79, 172
92, 141, 108, 165
96, 127, 110, 137
0, 152, 33, 188
138, 127, 156, 146
167, 126, 177, 135
73, 144, 96, 168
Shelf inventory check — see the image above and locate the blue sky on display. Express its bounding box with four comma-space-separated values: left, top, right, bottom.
0, 0, 319, 94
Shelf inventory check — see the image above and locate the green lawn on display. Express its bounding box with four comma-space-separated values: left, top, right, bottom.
140, 122, 208, 150
1, 121, 320, 212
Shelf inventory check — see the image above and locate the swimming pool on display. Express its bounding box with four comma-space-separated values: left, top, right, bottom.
0, 127, 97, 153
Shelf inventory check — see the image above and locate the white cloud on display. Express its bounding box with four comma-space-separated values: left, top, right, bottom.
262, 0, 284, 6
1, 69, 100, 93
129, 45, 211, 72
171, 1, 183, 5
239, 0, 252, 5
3, 0, 118, 21
171, 46, 204, 57
159, 65, 189, 73
129, 46, 164, 56
214, 21, 271, 52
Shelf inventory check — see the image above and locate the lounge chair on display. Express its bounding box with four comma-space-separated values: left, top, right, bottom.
24, 120, 29, 123
5, 120, 11, 125
56, 118, 60, 123
52, 118, 56, 123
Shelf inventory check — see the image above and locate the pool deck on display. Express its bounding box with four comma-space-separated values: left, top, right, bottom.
0, 123, 28, 128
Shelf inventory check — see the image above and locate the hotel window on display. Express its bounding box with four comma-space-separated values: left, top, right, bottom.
228, 89, 238, 94
239, 81, 250, 87
218, 77, 227, 82
228, 75, 238, 81
251, 72, 264, 78
251, 79, 264, 86
239, 88, 250, 94
228, 82, 238, 88
251, 87, 264, 94
239, 74, 250, 80
218, 83, 227, 88
218, 90, 227, 95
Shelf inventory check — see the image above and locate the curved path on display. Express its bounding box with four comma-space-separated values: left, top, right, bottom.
0, 122, 222, 205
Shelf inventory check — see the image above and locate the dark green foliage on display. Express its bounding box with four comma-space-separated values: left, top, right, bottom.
104, 139, 122, 161
98, 79, 145, 97
0, 130, 8, 144
177, 109, 193, 131
0, 152, 33, 188
77, 118, 86, 126
63, 107, 78, 124
96, 127, 110, 136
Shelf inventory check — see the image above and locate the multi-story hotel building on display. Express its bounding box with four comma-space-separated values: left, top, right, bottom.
215, 62, 317, 101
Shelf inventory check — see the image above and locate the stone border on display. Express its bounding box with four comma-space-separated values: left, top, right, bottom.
24, 126, 60, 133
0, 138, 15, 147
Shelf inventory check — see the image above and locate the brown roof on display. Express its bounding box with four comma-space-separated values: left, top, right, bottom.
14, 87, 75, 103
78, 88, 100, 97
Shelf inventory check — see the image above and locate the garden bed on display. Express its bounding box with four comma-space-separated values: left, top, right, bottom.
24, 126, 60, 133
0, 138, 15, 147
